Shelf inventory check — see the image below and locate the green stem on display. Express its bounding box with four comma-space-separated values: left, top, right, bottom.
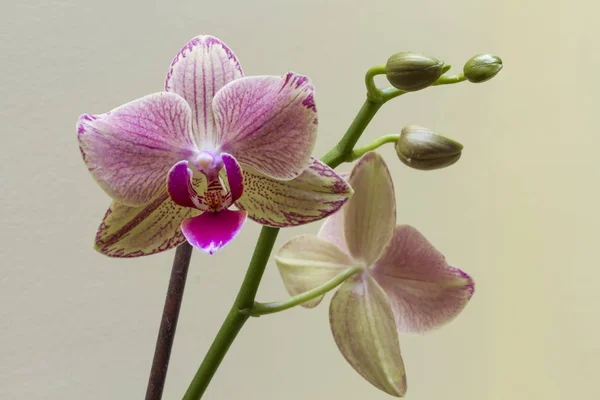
182, 227, 279, 400
433, 73, 467, 85
321, 99, 383, 168
380, 71, 466, 102
348, 134, 399, 162
251, 266, 363, 316
364, 65, 387, 103
381, 87, 407, 103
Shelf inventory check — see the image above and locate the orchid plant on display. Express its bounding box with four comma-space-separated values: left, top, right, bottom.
77, 35, 502, 399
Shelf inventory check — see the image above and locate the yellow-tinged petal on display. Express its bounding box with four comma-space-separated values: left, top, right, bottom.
317, 200, 350, 257
330, 274, 407, 397
344, 152, 396, 265
275, 235, 353, 308
94, 191, 201, 257
225, 157, 352, 227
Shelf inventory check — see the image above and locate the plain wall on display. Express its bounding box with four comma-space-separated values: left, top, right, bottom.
1, 0, 598, 399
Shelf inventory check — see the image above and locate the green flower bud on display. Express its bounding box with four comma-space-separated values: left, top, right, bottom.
385, 52, 445, 92
395, 125, 463, 170
463, 54, 503, 83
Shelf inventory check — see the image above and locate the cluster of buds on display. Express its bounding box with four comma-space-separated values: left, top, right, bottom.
385, 52, 502, 91
381, 51, 502, 172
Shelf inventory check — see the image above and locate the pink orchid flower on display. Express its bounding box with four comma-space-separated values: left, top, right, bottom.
77, 36, 352, 256
275, 152, 474, 397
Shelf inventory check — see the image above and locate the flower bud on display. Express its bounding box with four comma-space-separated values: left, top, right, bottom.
385, 52, 445, 92
463, 54, 503, 83
395, 125, 463, 170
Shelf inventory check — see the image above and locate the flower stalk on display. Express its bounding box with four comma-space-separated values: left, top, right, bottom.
433, 72, 467, 85
348, 134, 400, 161
145, 242, 193, 400
364, 65, 386, 102
182, 226, 279, 400
251, 266, 363, 317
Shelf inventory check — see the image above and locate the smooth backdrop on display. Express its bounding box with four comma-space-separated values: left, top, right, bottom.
1, 1, 598, 399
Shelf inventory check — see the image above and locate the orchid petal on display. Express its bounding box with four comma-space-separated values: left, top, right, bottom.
181, 209, 247, 254
165, 35, 243, 147
330, 274, 407, 397
229, 158, 352, 227
318, 203, 349, 257
344, 152, 396, 265
167, 160, 207, 210
275, 235, 353, 308
221, 153, 243, 205
213, 73, 317, 180
77, 93, 196, 207
94, 192, 200, 257
316, 172, 350, 255
372, 225, 475, 333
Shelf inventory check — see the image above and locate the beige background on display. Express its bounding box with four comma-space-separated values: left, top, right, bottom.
1, 0, 598, 399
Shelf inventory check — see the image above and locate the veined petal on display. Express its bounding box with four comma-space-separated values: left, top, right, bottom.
330, 274, 407, 397
221, 153, 243, 206
167, 161, 207, 210
317, 172, 350, 254
94, 191, 200, 257
230, 158, 352, 227
77, 93, 196, 207
275, 235, 353, 308
213, 73, 317, 180
344, 152, 396, 265
166, 35, 243, 147
318, 203, 349, 257
372, 225, 475, 333
181, 209, 247, 254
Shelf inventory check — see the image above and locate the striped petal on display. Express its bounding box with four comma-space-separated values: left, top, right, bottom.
232, 158, 352, 227
330, 274, 407, 397
275, 235, 353, 308
316, 172, 350, 255
181, 209, 247, 254
166, 35, 243, 147
77, 93, 197, 207
372, 225, 475, 333
213, 73, 318, 180
317, 202, 349, 257
344, 152, 396, 265
94, 192, 199, 258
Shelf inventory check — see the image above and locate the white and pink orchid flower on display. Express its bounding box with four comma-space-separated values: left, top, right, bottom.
275, 152, 474, 397
77, 36, 352, 256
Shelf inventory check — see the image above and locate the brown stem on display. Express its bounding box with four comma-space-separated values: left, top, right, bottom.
145, 242, 193, 400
